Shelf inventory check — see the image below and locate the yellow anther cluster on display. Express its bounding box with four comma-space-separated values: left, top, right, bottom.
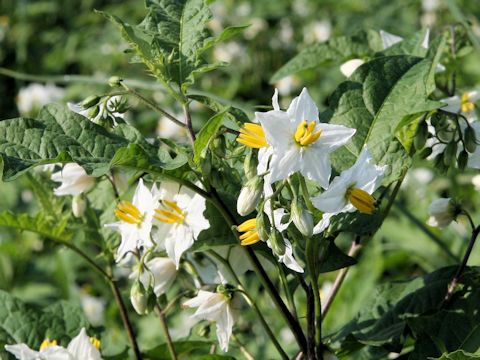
39, 338, 57, 350
347, 188, 376, 214
461, 93, 475, 113
115, 201, 143, 224
237, 123, 268, 149
237, 218, 261, 245
90, 337, 101, 350
155, 200, 185, 224
294, 120, 322, 146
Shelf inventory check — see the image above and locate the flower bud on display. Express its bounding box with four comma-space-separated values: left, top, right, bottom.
291, 197, 313, 237
108, 76, 123, 87
457, 150, 469, 170
443, 141, 457, 166
418, 147, 432, 159
427, 198, 457, 228
130, 280, 149, 315
269, 228, 286, 256
255, 210, 270, 241
212, 136, 226, 158
464, 125, 477, 153
237, 176, 263, 216
72, 195, 86, 218
197, 324, 211, 338
86, 105, 100, 119
414, 121, 429, 150
244, 151, 258, 179
80, 95, 101, 109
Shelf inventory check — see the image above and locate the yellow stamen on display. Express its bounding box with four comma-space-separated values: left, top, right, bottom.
155, 200, 185, 224
461, 93, 476, 113
237, 218, 261, 246
115, 201, 143, 224
39, 338, 57, 350
90, 337, 101, 350
294, 120, 322, 146
237, 123, 268, 149
348, 188, 376, 214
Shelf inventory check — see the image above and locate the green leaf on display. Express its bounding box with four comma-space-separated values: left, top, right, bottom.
432, 350, 480, 360
380, 29, 430, 57
318, 241, 357, 273
194, 110, 228, 164
327, 53, 444, 184
143, 340, 214, 360
270, 30, 382, 83
0, 290, 89, 351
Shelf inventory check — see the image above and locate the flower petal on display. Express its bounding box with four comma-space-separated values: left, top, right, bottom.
286, 87, 319, 122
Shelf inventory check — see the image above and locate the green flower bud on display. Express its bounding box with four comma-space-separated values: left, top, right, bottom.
414, 121, 429, 150
269, 228, 286, 256
86, 105, 100, 119
237, 176, 263, 216
291, 197, 313, 237
211, 136, 226, 158
255, 210, 270, 242
418, 147, 432, 159
433, 153, 447, 173
72, 195, 86, 218
130, 280, 149, 315
244, 151, 258, 179
108, 76, 123, 87
80, 95, 101, 109
457, 150, 469, 170
464, 125, 477, 153
197, 324, 211, 338
443, 141, 457, 166
437, 128, 454, 143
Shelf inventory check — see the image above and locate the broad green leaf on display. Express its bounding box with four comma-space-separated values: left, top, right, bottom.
270, 30, 383, 83
194, 110, 228, 164
327, 54, 444, 184
0, 104, 187, 181
432, 350, 480, 360
0, 211, 70, 241
318, 241, 357, 273
0, 290, 89, 351
380, 29, 430, 57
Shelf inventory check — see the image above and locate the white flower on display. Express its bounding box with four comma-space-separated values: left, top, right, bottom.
5, 328, 102, 360
152, 182, 209, 268
131, 257, 177, 297
16, 83, 64, 115
156, 115, 188, 141
427, 198, 456, 228
312, 147, 386, 234
51, 163, 95, 196
80, 294, 105, 327
379, 30, 405, 49
240, 88, 355, 189
236, 176, 263, 216
183, 290, 236, 352
105, 179, 159, 261
303, 20, 331, 44
339, 59, 365, 77
274, 75, 301, 96
441, 91, 479, 122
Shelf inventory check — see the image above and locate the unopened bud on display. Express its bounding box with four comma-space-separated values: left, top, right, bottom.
427, 198, 458, 228
269, 229, 286, 256
86, 105, 100, 119
72, 195, 86, 218
464, 125, 477, 153
237, 176, 263, 216
108, 76, 123, 87
457, 150, 469, 170
244, 151, 258, 179
414, 121, 429, 150
212, 136, 226, 158
81, 95, 101, 109
291, 197, 313, 237
418, 147, 432, 159
130, 280, 149, 315
443, 141, 457, 165
255, 210, 270, 242
197, 324, 211, 338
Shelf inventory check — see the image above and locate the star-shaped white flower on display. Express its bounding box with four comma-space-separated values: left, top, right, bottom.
312, 147, 386, 234
183, 290, 236, 352
130, 257, 177, 297
51, 163, 95, 196
5, 328, 102, 360
248, 88, 355, 189
105, 179, 159, 261
152, 182, 209, 268
441, 90, 479, 122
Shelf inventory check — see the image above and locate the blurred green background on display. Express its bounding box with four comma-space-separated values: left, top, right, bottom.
0, 0, 480, 358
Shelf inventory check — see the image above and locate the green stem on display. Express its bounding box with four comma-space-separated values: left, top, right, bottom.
155, 304, 178, 360
306, 236, 322, 360
278, 263, 297, 318
208, 250, 289, 360
183, 103, 196, 143
299, 175, 316, 214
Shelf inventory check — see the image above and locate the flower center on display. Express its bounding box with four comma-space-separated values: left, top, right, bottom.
39, 338, 57, 350
461, 93, 475, 113
154, 200, 186, 224
294, 120, 322, 146
115, 201, 144, 224
237, 218, 261, 245
237, 123, 268, 149
346, 187, 376, 214
90, 337, 101, 350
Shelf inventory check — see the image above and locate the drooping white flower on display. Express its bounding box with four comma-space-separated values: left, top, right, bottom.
238, 88, 356, 189
156, 115, 188, 141
183, 290, 236, 352
441, 91, 479, 122
427, 198, 456, 228
339, 59, 365, 77
152, 182, 209, 268
5, 328, 102, 360
80, 294, 105, 327
16, 83, 64, 115
312, 147, 386, 234
105, 179, 159, 261
130, 257, 177, 297
51, 163, 95, 197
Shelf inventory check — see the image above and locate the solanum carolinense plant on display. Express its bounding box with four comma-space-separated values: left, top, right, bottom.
1, 0, 480, 359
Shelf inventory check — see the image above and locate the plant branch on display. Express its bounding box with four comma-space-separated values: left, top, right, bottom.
183, 103, 196, 143
306, 236, 322, 359
155, 304, 178, 360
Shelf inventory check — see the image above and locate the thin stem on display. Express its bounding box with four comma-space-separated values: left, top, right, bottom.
306, 236, 322, 360
183, 103, 196, 143
445, 225, 480, 301
120, 82, 186, 129
155, 304, 178, 360
110, 278, 143, 360
208, 250, 289, 360
231, 333, 255, 360
306, 284, 316, 360
322, 238, 362, 319
299, 175, 316, 214
278, 263, 297, 318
